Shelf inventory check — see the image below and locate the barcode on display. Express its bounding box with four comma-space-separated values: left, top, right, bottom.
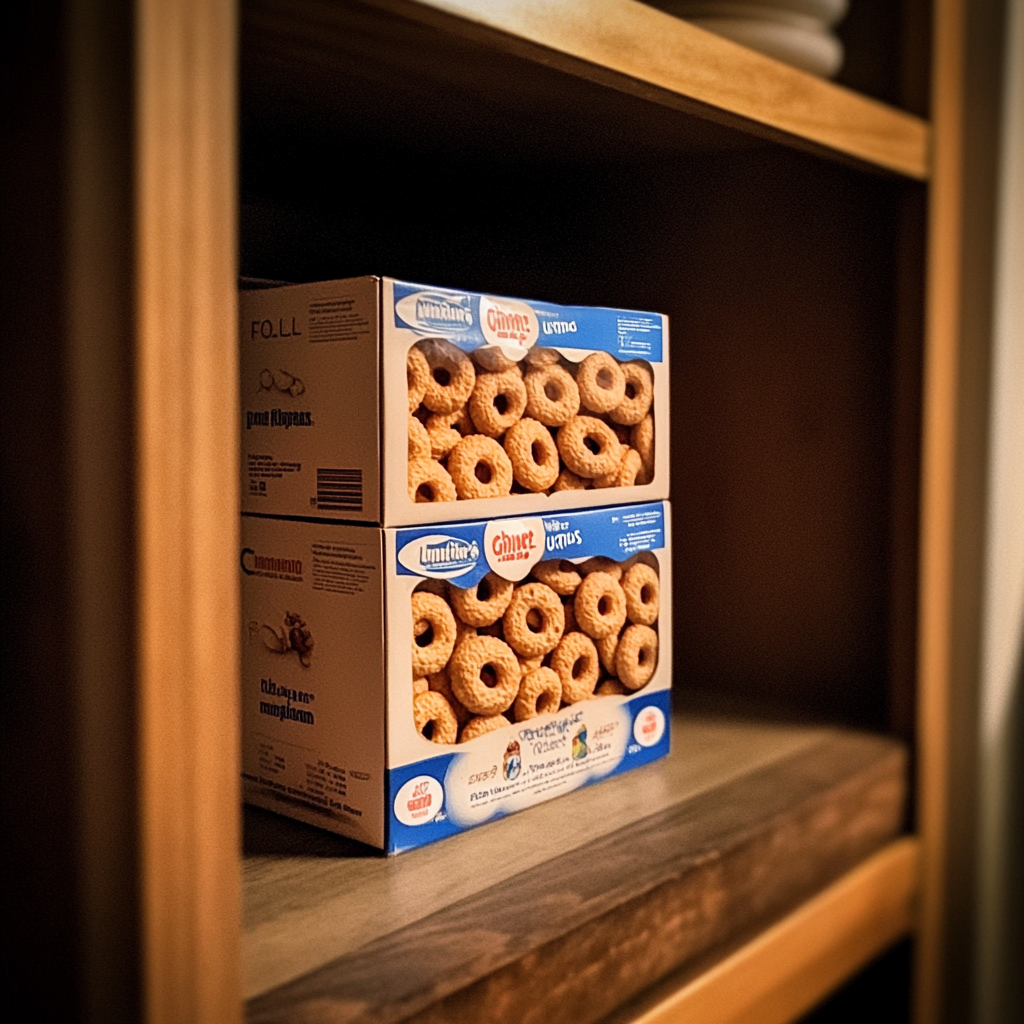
316, 468, 363, 511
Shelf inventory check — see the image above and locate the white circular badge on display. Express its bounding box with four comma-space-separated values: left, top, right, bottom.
633, 706, 666, 748
393, 775, 444, 826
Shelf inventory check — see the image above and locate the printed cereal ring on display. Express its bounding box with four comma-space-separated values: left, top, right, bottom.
448, 572, 514, 627
414, 578, 449, 598
576, 352, 626, 414
448, 435, 513, 499
413, 691, 458, 744
616, 624, 659, 690
550, 631, 600, 703
574, 571, 627, 639
593, 447, 626, 488
408, 346, 430, 413
631, 414, 655, 480
525, 347, 561, 367
459, 714, 511, 743
518, 654, 545, 677
413, 676, 429, 695
524, 365, 580, 427
428, 668, 472, 725
580, 556, 623, 581
449, 635, 521, 716
503, 582, 565, 657
596, 633, 619, 675
562, 596, 578, 634
556, 416, 623, 478
597, 677, 629, 696
532, 559, 582, 596
622, 563, 660, 625
613, 448, 644, 487
515, 667, 562, 721
473, 347, 522, 374
419, 338, 476, 414
409, 415, 431, 462
552, 468, 589, 491
425, 407, 473, 459
469, 370, 527, 438
408, 458, 457, 503
504, 417, 560, 492
609, 361, 654, 426
411, 592, 457, 676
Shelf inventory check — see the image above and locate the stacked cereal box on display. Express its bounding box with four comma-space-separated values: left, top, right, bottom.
239, 278, 672, 853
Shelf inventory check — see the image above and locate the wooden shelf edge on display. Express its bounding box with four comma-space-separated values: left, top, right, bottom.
617, 837, 920, 1024
370, 0, 930, 179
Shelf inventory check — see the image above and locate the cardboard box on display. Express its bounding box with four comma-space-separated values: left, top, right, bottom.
240, 277, 669, 526
241, 501, 672, 853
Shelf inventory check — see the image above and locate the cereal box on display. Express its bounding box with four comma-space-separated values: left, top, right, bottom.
240, 278, 668, 527
241, 501, 672, 853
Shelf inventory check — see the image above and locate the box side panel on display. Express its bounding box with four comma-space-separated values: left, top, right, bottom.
384, 277, 668, 527
240, 515, 386, 847
384, 501, 672, 853
240, 277, 381, 522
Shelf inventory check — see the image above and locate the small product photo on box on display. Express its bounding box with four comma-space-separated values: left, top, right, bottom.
240, 501, 672, 853
240, 277, 669, 526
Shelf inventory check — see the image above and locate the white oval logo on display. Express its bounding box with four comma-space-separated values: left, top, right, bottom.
394, 775, 444, 826
633, 706, 665, 747
479, 295, 538, 349
398, 534, 480, 579
395, 290, 474, 333
483, 518, 545, 581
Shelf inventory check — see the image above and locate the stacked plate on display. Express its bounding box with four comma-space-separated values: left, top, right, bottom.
647, 0, 849, 78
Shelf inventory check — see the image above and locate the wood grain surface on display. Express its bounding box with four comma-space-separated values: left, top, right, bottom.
243, 714, 907, 1024
243, 0, 928, 178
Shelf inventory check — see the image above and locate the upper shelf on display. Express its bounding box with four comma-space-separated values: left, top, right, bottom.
243, 0, 930, 179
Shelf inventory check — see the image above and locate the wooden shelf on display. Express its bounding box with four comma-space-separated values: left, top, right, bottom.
244, 0, 929, 179
242, 711, 911, 1024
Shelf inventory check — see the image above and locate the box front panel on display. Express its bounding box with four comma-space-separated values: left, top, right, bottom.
240, 515, 387, 847
385, 502, 672, 853
385, 278, 669, 527
240, 277, 380, 522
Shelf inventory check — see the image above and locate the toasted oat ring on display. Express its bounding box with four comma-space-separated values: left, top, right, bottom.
515, 667, 562, 721
562, 597, 578, 633
556, 416, 623, 478
411, 593, 457, 676
631, 414, 655, 479
503, 583, 565, 657
448, 572, 514, 627
532, 559, 582, 596
576, 352, 626, 413
413, 691, 458, 744
596, 633, 619, 674
425, 407, 472, 459
580, 556, 623, 581
574, 571, 627, 639
518, 654, 544, 677
469, 370, 527, 437
525, 347, 561, 367
552, 468, 589, 491
616, 624, 658, 689
593, 447, 627, 488
550, 631, 600, 703
622, 564, 660, 625
408, 458, 457, 503
449, 635, 521, 716
613, 448, 644, 487
609, 361, 654, 425
448, 435, 513, 499
524, 365, 580, 427
413, 676, 429, 696
459, 714, 511, 743
414, 578, 449, 598
409, 415, 431, 462
428, 668, 472, 725
597, 677, 629, 696
418, 338, 476, 414
504, 417, 560, 492
408, 347, 430, 413
473, 347, 522, 374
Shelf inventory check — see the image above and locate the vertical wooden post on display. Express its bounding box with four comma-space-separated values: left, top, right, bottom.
135, 1, 240, 1021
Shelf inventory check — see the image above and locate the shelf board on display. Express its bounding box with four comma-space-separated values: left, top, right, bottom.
242, 711, 909, 1024
320, 0, 930, 179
